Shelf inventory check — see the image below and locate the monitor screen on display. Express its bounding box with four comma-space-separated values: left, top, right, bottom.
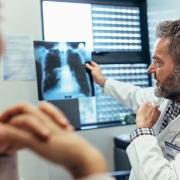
39, 0, 148, 130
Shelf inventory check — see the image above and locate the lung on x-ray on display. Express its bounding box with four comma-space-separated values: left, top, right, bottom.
34, 41, 94, 100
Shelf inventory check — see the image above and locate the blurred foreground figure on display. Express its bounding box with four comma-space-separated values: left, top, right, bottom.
0, 4, 111, 180
0, 102, 112, 180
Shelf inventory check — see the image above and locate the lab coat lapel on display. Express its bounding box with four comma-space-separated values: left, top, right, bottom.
153, 99, 171, 136
157, 115, 180, 141
157, 114, 180, 159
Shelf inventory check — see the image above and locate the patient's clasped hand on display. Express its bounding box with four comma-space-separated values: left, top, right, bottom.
0, 102, 109, 179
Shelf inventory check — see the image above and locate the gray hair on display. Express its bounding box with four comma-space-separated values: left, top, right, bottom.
156, 19, 180, 64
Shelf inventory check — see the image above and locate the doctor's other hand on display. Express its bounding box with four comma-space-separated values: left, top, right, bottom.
136, 100, 161, 128
85, 61, 106, 87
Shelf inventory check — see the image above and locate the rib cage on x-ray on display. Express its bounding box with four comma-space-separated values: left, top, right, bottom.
34, 41, 94, 101
43, 49, 61, 92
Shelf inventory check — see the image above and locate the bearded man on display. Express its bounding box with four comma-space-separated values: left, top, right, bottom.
86, 19, 180, 180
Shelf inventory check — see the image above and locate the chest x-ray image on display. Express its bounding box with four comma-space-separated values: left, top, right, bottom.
34, 41, 94, 100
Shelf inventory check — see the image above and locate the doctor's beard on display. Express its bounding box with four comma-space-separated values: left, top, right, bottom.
154, 66, 180, 101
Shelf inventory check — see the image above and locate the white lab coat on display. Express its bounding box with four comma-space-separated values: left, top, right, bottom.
104, 79, 180, 180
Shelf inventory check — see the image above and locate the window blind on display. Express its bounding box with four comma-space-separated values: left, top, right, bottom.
91, 4, 142, 52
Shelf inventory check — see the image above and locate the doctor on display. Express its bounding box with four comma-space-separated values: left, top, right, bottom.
86, 19, 180, 180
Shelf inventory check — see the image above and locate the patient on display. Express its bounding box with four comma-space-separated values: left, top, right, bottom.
0, 102, 113, 180
0, 4, 112, 178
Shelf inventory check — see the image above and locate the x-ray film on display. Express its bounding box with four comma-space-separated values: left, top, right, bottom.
34, 41, 94, 100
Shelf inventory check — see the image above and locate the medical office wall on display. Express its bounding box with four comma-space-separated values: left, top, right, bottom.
1, 0, 180, 180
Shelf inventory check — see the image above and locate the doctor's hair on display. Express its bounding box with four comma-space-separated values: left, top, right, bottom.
156, 19, 180, 65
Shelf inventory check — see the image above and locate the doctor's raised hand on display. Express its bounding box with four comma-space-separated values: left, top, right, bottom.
85, 61, 106, 87
136, 100, 161, 128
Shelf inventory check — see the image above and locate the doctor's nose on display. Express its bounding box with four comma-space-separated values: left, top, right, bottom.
148, 62, 156, 74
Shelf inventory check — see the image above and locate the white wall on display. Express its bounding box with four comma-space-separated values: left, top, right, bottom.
2, 0, 180, 179
0, 0, 136, 179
